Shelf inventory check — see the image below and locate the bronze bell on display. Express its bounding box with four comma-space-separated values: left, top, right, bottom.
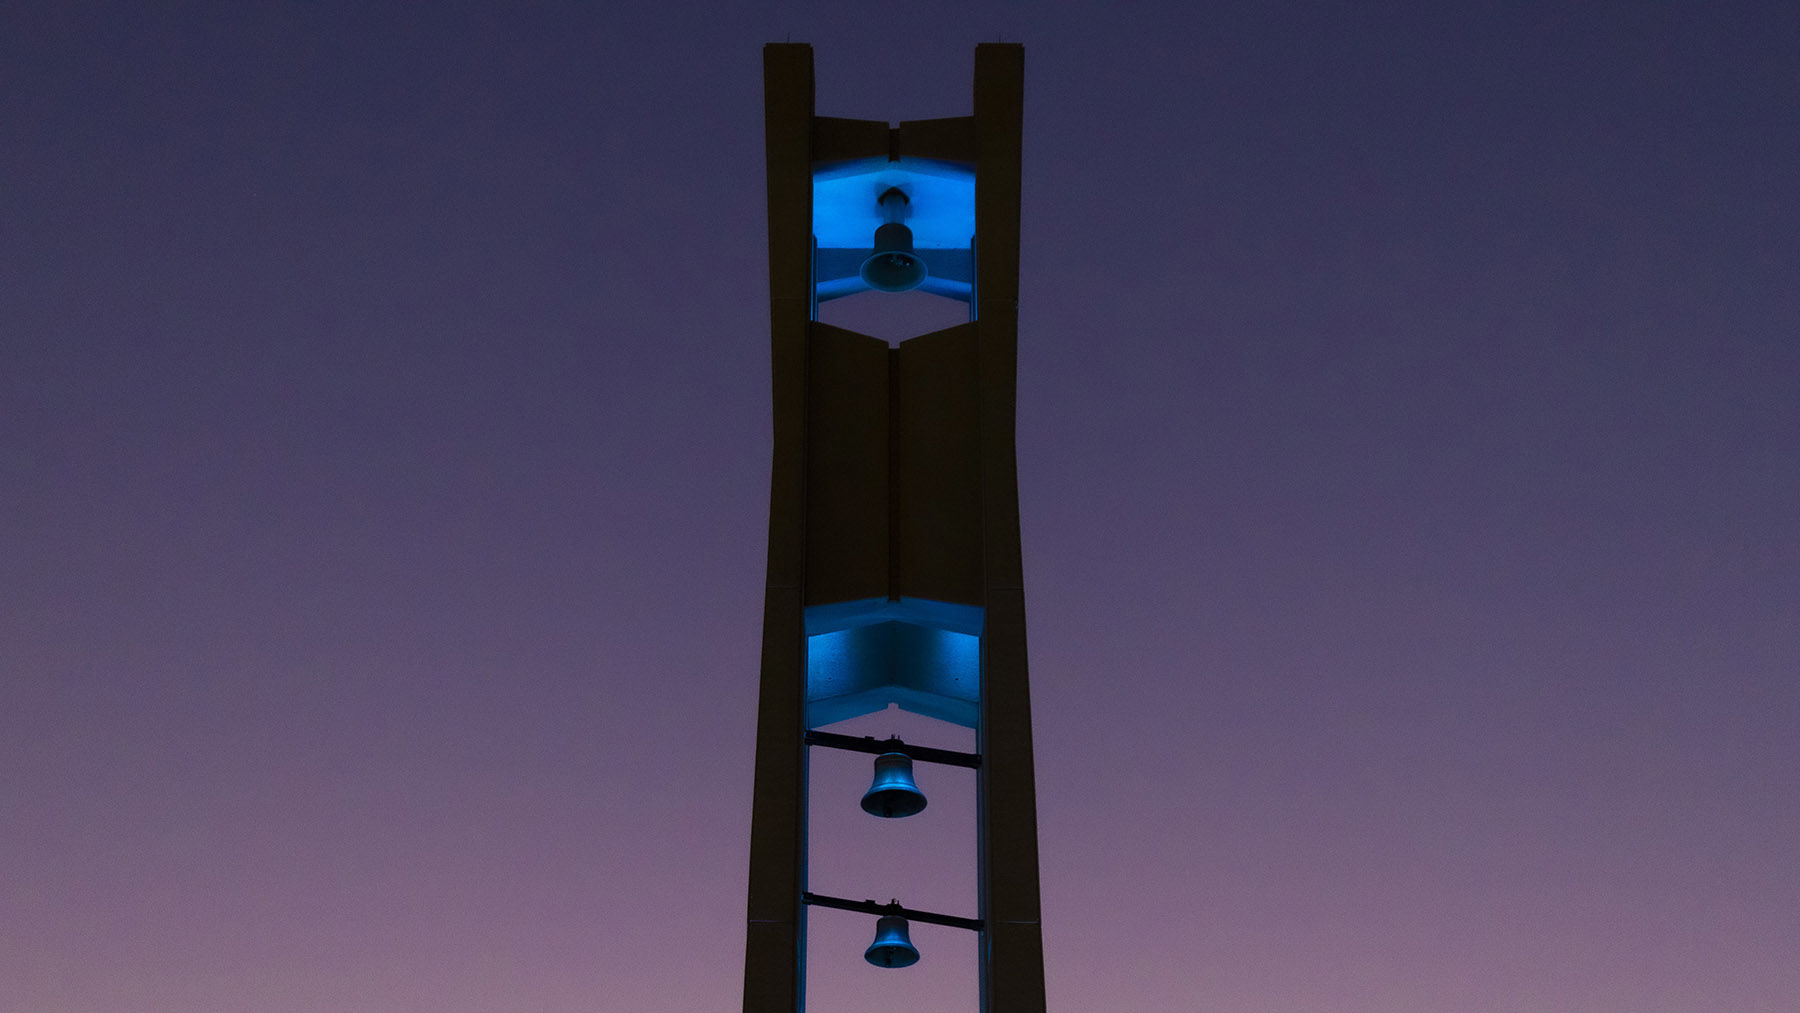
861, 751, 927, 818
858, 187, 928, 292
864, 913, 920, 968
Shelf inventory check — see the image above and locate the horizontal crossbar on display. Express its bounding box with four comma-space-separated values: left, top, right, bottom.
802, 891, 984, 932
803, 730, 981, 768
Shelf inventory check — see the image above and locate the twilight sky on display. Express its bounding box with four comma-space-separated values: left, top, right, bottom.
4, 3, 1797, 1012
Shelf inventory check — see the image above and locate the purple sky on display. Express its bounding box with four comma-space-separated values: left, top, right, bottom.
5, 3, 1797, 1011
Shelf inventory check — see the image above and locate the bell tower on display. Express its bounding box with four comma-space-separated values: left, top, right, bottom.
742, 43, 1043, 1013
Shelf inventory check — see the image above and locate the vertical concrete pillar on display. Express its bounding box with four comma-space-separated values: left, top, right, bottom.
970, 43, 1046, 1013
742, 42, 813, 1013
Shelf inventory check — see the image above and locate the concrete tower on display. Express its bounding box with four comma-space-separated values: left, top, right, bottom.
742, 43, 1043, 1013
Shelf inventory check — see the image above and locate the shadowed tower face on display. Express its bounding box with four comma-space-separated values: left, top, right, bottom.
742, 43, 1044, 1013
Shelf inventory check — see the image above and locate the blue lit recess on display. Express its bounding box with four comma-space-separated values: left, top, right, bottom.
803, 597, 983, 728
812, 158, 976, 304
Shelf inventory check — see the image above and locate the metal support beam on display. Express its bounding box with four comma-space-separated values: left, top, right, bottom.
803, 893, 984, 933
803, 730, 982, 769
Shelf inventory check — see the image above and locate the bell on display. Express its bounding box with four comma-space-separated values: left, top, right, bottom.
860, 751, 927, 818
864, 913, 920, 968
860, 224, 927, 292
858, 188, 928, 292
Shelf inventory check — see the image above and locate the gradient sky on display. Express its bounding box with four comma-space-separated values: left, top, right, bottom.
4, 3, 1797, 1012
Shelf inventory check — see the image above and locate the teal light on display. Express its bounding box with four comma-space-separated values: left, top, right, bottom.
813, 158, 975, 249
811, 158, 976, 305
802, 598, 983, 728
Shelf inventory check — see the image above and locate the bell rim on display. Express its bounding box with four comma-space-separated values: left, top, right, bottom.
859, 791, 929, 818
863, 945, 921, 969
858, 250, 929, 292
